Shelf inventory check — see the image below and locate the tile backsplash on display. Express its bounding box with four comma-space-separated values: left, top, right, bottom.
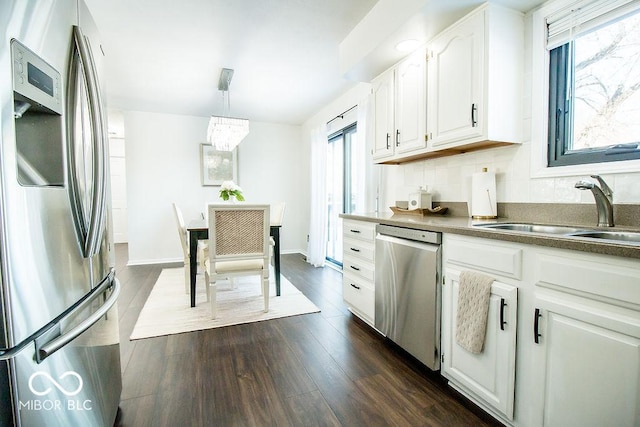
381, 142, 640, 211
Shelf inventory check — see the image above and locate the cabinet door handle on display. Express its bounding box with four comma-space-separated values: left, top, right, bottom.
350, 247, 360, 252
350, 229, 361, 234
350, 265, 360, 271
396, 129, 400, 146
386, 133, 390, 149
534, 308, 542, 344
471, 103, 478, 127
350, 283, 361, 290
500, 298, 507, 331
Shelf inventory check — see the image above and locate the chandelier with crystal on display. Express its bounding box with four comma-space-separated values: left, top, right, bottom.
207, 68, 249, 151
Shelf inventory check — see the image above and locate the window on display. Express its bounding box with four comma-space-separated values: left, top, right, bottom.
547, 1, 640, 167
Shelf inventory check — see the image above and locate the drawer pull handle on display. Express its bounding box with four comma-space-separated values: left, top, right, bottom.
350, 229, 361, 234
500, 298, 507, 331
350, 283, 360, 290
534, 308, 542, 344
350, 265, 360, 271
350, 247, 360, 252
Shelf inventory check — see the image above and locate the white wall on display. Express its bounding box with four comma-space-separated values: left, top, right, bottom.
123, 110, 307, 265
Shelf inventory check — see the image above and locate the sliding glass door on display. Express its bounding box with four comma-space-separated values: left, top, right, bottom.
326, 124, 363, 266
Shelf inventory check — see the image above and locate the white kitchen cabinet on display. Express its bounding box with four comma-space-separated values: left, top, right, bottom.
442, 269, 517, 421
395, 49, 427, 154
342, 219, 376, 325
427, 3, 523, 150
372, 49, 427, 161
530, 250, 640, 427
372, 69, 395, 159
442, 235, 519, 422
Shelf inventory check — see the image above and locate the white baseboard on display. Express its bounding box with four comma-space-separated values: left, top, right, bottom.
127, 257, 182, 266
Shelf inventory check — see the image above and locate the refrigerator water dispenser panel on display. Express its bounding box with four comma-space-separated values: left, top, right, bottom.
11, 39, 64, 187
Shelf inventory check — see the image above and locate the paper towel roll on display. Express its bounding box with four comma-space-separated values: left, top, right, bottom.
471, 170, 497, 218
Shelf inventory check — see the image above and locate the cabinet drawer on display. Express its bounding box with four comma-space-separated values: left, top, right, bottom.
343, 273, 375, 321
343, 255, 374, 282
534, 250, 640, 308
343, 238, 375, 262
343, 220, 376, 242
445, 235, 522, 280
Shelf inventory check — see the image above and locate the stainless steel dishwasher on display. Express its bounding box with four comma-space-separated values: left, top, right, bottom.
375, 224, 442, 370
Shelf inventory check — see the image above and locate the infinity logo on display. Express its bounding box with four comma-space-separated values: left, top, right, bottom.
28, 371, 83, 397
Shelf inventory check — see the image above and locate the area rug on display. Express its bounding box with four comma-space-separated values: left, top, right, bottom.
130, 267, 320, 340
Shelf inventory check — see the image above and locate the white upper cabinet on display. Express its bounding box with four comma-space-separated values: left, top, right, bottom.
395, 49, 427, 153
372, 3, 524, 164
427, 3, 523, 150
427, 9, 483, 146
372, 49, 427, 161
372, 69, 395, 159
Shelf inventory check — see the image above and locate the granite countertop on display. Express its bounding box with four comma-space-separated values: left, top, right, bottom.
341, 211, 640, 260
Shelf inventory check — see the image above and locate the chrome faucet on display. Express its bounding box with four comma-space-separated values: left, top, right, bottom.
575, 175, 614, 227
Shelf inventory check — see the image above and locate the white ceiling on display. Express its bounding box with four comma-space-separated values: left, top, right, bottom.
85, 0, 545, 126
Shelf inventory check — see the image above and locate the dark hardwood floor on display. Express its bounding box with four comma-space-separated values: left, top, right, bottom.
114, 244, 498, 426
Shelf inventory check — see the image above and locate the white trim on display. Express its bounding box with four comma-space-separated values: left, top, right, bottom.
127, 257, 183, 266
530, 0, 640, 179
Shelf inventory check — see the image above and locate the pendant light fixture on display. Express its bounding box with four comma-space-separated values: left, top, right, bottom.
207, 68, 249, 151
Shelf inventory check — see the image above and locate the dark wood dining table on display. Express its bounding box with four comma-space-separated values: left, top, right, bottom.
186, 219, 282, 307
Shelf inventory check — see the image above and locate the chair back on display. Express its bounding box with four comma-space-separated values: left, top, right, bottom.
270, 202, 286, 226
208, 204, 270, 263
172, 203, 189, 257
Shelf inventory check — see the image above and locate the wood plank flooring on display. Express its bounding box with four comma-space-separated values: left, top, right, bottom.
114, 244, 499, 426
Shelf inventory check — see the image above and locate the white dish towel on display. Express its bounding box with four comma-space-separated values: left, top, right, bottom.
455, 270, 495, 354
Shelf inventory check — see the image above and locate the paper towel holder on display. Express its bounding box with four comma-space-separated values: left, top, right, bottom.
471, 167, 498, 219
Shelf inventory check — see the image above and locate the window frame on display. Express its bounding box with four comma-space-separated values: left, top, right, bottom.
547, 17, 640, 167
531, 0, 640, 178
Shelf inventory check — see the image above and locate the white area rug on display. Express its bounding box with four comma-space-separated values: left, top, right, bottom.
130, 267, 320, 340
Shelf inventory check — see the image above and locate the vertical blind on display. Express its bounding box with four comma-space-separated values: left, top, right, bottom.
546, 0, 640, 49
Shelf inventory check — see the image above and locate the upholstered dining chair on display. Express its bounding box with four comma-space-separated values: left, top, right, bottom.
172, 203, 208, 293
204, 204, 271, 319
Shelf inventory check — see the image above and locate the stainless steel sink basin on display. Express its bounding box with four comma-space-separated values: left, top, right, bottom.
567, 231, 640, 245
474, 222, 640, 246
474, 223, 588, 234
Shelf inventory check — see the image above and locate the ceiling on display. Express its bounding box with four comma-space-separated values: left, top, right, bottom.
85, 0, 545, 126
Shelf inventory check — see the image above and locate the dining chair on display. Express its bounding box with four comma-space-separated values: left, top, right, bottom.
172, 203, 208, 293
204, 204, 270, 319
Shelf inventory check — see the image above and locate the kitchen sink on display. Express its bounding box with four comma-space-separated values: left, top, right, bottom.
474, 222, 640, 246
474, 223, 588, 234
567, 230, 640, 245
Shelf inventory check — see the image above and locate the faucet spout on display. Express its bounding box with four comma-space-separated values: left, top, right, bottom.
575, 176, 614, 227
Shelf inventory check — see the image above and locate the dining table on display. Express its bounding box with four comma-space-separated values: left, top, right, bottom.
186, 219, 282, 307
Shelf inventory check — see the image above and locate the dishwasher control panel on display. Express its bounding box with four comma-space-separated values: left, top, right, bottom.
376, 224, 441, 245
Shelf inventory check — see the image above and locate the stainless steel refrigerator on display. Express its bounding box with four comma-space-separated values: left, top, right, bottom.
0, 1, 122, 426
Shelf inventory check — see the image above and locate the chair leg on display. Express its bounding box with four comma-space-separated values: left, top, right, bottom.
210, 280, 217, 319
204, 269, 210, 302
262, 274, 269, 313
184, 260, 190, 294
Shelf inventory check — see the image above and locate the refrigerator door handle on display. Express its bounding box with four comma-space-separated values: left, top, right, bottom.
35, 273, 120, 363
68, 25, 108, 258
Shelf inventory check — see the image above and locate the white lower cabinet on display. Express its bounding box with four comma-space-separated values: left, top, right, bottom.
442, 269, 517, 421
442, 235, 519, 422
530, 250, 640, 427
342, 219, 376, 325
442, 234, 640, 426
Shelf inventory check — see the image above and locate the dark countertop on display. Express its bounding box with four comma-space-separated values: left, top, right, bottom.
341, 211, 640, 260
